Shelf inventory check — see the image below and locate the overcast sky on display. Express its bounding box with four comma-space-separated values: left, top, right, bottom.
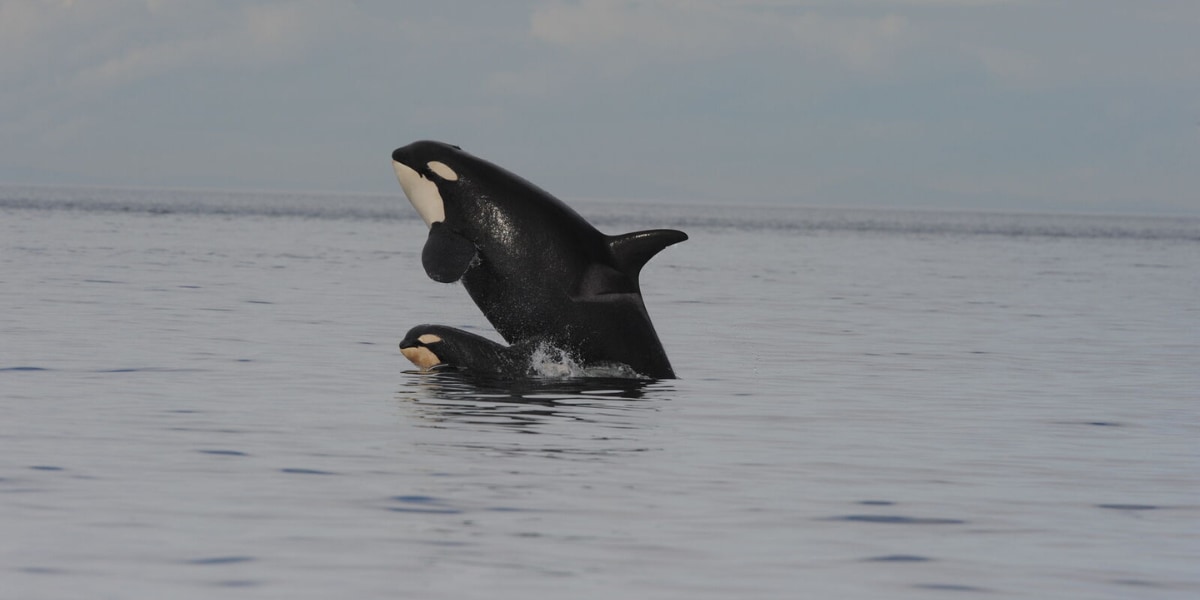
2, 1, 1197, 214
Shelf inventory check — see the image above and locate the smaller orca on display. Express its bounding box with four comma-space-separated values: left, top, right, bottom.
399, 324, 640, 378
400, 325, 532, 377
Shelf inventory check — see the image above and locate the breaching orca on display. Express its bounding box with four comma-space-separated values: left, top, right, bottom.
391, 141, 686, 378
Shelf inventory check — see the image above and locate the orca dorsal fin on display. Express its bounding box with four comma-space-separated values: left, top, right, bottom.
607, 229, 688, 277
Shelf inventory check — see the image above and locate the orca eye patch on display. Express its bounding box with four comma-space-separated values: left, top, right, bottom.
426, 161, 459, 181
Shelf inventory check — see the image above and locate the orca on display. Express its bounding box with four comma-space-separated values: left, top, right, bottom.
391, 140, 686, 378
400, 325, 531, 377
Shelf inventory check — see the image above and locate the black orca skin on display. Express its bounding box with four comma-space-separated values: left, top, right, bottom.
391, 141, 686, 378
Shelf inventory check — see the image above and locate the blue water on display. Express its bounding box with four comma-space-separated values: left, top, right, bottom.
2, 185, 1198, 599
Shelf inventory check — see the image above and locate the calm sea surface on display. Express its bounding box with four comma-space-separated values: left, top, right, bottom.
2, 185, 1198, 599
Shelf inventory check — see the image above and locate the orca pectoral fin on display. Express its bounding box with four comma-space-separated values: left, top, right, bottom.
422, 222, 477, 283
607, 229, 688, 277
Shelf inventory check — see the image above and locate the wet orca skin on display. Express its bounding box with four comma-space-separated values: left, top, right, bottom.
391, 140, 686, 378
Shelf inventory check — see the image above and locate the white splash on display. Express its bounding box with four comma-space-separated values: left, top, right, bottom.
526, 341, 584, 378
524, 341, 647, 379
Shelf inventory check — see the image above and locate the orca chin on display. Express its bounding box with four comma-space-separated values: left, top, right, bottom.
391, 159, 444, 227
391, 140, 686, 379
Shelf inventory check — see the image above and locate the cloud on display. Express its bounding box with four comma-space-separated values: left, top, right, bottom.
524, 0, 1200, 93
75, 2, 357, 91
528, 0, 911, 73
1, 1, 360, 97
0, 1, 1195, 213
0, 1, 370, 156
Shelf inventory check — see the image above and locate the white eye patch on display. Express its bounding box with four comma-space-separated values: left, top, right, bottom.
427, 161, 459, 181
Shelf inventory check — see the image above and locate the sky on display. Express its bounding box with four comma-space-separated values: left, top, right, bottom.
2, 0, 1198, 215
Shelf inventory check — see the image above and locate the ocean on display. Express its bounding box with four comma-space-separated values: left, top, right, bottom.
2, 184, 1197, 599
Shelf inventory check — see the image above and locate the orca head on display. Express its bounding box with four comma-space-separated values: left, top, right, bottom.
391, 141, 469, 228
399, 330, 445, 371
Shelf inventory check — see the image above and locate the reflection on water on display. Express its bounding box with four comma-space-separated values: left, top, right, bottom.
396, 370, 674, 433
